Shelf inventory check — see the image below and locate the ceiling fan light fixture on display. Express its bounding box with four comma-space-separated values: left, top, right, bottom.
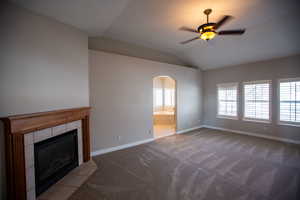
179, 9, 245, 44
200, 30, 216, 40
199, 24, 216, 40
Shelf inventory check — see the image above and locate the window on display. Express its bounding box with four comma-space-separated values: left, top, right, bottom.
279, 78, 300, 125
164, 88, 175, 107
217, 83, 238, 119
243, 80, 271, 122
153, 88, 163, 109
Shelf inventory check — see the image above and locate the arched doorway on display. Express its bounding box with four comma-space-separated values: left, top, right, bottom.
153, 76, 176, 138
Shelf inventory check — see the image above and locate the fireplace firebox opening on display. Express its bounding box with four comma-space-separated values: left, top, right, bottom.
34, 129, 79, 196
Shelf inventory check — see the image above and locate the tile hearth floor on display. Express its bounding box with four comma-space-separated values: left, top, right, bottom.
37, 160, 97, 200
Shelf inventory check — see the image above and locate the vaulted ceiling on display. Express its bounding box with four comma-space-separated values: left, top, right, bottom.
11, 0, 300, 70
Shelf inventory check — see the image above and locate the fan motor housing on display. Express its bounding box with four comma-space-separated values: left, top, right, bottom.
197, 23, 216, 33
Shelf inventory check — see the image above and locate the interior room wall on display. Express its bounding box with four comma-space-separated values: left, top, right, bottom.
0, 124, 5, 200
88, 37, 191, 67
89, 50, 203, 152
203, 54, 300, 142
0, 3, 89, 199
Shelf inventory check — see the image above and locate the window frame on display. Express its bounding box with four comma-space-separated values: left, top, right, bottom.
217, 82, 239, 120
242, 80, 272, 123
278, 77, 300, 127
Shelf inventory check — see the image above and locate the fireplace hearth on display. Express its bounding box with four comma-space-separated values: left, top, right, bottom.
34, 129, 79, 196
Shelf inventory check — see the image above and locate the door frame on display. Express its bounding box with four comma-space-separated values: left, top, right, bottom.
152, 75, 177, 138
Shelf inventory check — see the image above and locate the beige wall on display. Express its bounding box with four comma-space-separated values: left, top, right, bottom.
203, 55, 300, 142
89, 50, 203, 151
89, 37, 191, 67
0, 125, 4, 200
0, 4, 89, 199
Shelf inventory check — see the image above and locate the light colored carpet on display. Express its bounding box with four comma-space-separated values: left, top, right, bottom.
69, 128, 300, 200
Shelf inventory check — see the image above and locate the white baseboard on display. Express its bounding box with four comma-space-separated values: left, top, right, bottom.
91, 125, 205, 157
91, 125, 299, 157
202, 125, 300, 145
176, 125, 204, 134
91, 138, 155, 157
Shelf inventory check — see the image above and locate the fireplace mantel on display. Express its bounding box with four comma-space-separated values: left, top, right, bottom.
0, 107, 91, 200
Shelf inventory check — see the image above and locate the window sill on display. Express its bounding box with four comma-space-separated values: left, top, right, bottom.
278, 122, 300, 128
217, 115, 238, 120
242, 118, 271, 124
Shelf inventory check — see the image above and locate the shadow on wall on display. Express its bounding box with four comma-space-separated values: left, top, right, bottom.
0, 122, 6, 200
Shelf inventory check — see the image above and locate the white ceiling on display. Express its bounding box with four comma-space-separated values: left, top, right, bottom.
12, 0, 300, 70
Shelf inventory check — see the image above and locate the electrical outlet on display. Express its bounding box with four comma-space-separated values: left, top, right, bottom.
148, 129, 152, 135
117, 136, 121, 141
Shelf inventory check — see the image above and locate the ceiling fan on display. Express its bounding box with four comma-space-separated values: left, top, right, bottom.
179, 9, 245, 44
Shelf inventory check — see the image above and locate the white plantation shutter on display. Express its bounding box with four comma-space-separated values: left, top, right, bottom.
217, 83, 238, 118
279, 79, 300, 124
244, 81, 271, 121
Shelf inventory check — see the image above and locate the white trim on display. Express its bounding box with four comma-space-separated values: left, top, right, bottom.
91, 138, 155, 157
176, 125, 204, 134
278, 122, 300, 127
242, 118, 271, 124
202, 125, 300, 145
217, 115, 238, 120
91, 125, 204, 157
278, 77, 300, 83
243, 79, 272, 84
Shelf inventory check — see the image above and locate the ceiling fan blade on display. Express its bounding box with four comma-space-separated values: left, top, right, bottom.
218, 29, 245, 35
215, 15, 233, 30
180, 37, 200, 44
179, 26, 198, 33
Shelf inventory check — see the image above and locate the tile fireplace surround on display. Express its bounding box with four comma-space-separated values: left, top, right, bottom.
0, 107, 91, 200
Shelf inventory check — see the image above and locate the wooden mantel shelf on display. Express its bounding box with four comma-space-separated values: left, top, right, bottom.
0, 107, 91, 200
1, 107, 91, 135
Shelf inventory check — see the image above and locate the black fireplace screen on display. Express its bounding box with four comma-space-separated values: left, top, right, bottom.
34, 129, 79, 196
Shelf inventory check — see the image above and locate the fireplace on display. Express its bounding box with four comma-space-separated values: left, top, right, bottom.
0, 107, 91, 200
34, 129, 79, 196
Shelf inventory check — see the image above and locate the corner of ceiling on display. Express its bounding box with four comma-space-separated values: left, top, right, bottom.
88, 36, 197, 69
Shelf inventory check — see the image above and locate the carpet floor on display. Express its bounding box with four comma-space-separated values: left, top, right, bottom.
69, 128, 300, 200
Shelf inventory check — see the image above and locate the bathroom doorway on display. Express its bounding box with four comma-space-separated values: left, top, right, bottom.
153, 76, 176, 138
